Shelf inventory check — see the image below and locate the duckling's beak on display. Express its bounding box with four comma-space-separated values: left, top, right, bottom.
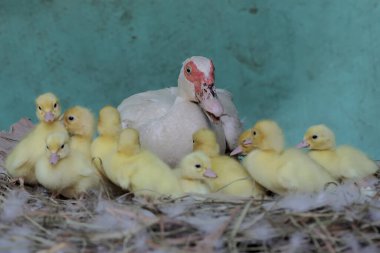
44, 112, 55, 122
49, 153, 60, 165
230, 145, 243, 156
242, 138, 252, 145
296, 140, 310, 148
203, 168, 217, 178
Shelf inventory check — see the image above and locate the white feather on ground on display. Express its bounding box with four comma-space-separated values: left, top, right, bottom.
0, 225, 32, 253
1, 189, 29, 222
267, 181, 374, 212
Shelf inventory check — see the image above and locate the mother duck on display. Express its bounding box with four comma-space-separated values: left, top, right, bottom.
118, 56, 242, 166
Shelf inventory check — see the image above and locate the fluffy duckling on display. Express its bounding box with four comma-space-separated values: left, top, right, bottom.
193, 128, 264, 197
35, 131, 100, 198
297, 124, 378, 180
103, 128, 182, 198
63, 106, 95, 158
174, 151, 217, 194
243, 120, 335, 195
5, 92, 66, 185
192, 128, 220, 157
230, 129, 254, 156
91, 106, 121, 170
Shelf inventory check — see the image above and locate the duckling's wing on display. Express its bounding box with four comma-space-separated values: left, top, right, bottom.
339, 146, 378, 178
277, 161, 299, 192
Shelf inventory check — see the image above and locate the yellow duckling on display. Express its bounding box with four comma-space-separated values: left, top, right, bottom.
35, 131, 100, 198
103, 128, 182, 198
230, 129, 254, 156
193, 128, 264, 197
91, 106, 121, 169
5, 92, 66, 185
243, 120, 335, 195
174, 151, 217, 194
297, 124, 378, 180
63, 106, 95, 158
192, 128, 220, 157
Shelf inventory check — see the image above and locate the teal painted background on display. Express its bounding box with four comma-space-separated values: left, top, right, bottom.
0, 0, 379, 158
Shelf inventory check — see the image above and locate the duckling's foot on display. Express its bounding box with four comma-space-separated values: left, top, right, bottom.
9, 177, 24, 188
50, 191, 59, 199
77, 193, 88, 201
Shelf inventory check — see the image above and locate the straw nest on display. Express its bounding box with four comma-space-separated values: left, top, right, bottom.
0, 119, 379, 253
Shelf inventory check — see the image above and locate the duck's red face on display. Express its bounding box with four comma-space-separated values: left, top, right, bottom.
183, 59, 223, 119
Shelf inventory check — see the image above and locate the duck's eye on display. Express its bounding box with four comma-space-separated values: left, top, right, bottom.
38, 106, 42, 110
61, 144, 65, 149
54, 103, 57, 108
68, 116, 75, 121
186, 67, 191, 74
312, 135, 318, 139
252, 131, 256, 136
195, 164, 201, 169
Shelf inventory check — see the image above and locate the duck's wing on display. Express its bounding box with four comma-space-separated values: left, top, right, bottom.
216, 89, 243, 149
117, 87, 177, 128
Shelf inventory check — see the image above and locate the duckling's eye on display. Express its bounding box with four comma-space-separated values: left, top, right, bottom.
195, 164, 201, 169
252, 131, 256, 136
312, 135, 318, 139
61, 144, 65, 149
38, 106, 42, 110
68, 116, 75, 121
186, 67, 192, 74
46, 145, 49, 150
54, 103, 58, 108
192, 140, 195, 143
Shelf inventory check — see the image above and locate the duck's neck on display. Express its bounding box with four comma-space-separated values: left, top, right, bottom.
177, 74, 196, 102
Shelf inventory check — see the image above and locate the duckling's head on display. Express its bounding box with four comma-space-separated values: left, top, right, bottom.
97, 106, 121, 137
230, 129, 254, 156
118, 128, 140, 155
298, 124, 336, 150
251, 120, 285, 153
45, 131, 70, 165
179, 151, 217, 180
63, 106, 95, 138
192, 128, 220, 157
35, 92, 61, 123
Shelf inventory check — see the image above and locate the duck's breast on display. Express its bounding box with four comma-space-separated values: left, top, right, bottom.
118, 88, 226, 166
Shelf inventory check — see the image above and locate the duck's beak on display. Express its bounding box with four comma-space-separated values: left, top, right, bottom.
196, 81, 223, 118
49, 153, 60, 165
203, 168, 217, 178
296, 139, 310, 148
230, 145, 243, 156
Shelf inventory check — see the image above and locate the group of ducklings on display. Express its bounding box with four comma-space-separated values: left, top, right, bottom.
5, 92, 378, 199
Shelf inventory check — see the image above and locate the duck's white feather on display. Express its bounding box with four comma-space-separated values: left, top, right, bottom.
118, 87, 240, 166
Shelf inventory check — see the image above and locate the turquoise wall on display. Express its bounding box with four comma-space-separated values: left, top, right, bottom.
0, 0, 379, 158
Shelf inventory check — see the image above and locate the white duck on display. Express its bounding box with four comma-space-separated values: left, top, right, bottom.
118, 56, 242, 166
